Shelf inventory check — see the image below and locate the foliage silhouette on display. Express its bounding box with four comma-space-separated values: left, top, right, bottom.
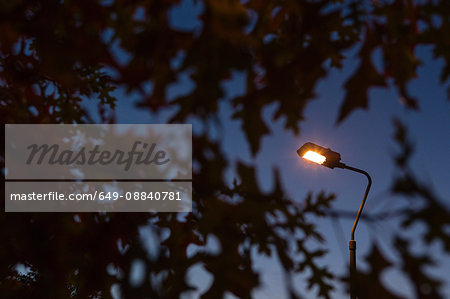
1, 0, 449, 298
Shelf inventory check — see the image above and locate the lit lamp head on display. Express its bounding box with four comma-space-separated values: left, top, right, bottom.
297, 142, 344, 169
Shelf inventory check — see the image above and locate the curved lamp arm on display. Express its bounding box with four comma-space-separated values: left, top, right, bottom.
342, 165, 372, 241
341, 164, 372, 299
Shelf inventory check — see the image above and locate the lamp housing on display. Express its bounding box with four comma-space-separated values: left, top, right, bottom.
297, 142, 344, 169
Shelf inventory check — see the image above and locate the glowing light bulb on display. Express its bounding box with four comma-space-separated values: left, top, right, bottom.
302, 150, 326, 164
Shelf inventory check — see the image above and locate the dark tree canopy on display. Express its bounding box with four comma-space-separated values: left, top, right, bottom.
1, 0, 449, 298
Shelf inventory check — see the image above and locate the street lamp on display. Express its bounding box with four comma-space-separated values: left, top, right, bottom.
297, 142, 372, 299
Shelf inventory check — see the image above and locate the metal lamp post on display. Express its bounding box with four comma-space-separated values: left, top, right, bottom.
297, 142, 372, 299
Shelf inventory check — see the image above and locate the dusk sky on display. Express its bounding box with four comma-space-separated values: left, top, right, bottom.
76, 1, 450, 298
